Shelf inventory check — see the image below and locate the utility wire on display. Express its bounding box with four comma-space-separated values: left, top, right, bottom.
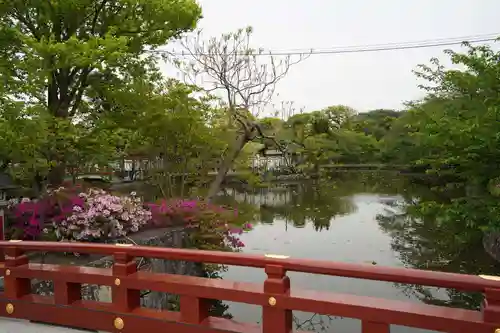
272, 32, 500, 52
151, 33, 499, 57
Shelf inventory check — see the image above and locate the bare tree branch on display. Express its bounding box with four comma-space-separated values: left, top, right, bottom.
170, 27, 309, 200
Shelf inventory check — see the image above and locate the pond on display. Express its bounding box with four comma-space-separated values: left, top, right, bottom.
85, 172, 500, 332
210, 172, 500, 333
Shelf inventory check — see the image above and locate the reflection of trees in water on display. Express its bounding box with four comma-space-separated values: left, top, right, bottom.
259, 181, 357, 231
208, 300, 232, 318
293, 313, 338, 332
252, 313, 338, 332
217, 173, 500, 315
219, 180, 358, 231
377, 196, 500, 310
264, 172, 429, 231
393, 281, 483, 310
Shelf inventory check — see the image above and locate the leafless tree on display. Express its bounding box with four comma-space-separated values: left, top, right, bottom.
171, 27, 310, 200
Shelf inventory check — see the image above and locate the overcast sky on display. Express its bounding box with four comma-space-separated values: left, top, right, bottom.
163, 0, 500, 114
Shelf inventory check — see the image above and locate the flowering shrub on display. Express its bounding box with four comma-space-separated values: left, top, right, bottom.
54, 188, 152, 241
148, 199, 252, 251
6, 187, 152, 242
6, 187, 251, 255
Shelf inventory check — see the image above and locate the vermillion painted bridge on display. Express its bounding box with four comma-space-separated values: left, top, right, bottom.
0, 240, 500, 333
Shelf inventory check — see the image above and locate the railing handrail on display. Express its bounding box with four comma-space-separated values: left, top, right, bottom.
1, 240, 499, 293
2, 240, 500, 333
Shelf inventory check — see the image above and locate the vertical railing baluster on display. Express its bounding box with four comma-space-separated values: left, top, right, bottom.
482, 288, 500, 327
362, 321, 390, 333
263, 264, 293, 333
180, 295, 210, 324
54, 281, 81, 305
112, 249, 140, 312
4, 244, 30, 299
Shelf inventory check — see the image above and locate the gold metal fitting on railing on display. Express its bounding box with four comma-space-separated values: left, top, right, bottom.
5, 269, 10, 276
5, 304, 14, 315
264, 254, 290, 259
268, 297, 277, 306
114, 317, 124, 330
8, 239, 22, 243
479, 274, 500, 281
494, 328, 500, 333
114, 278, 121, 286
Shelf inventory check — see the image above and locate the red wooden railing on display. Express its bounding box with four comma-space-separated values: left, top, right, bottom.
1, 240, 500, 333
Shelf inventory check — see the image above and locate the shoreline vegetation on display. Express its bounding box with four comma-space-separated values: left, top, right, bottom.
0, 1, 498, 272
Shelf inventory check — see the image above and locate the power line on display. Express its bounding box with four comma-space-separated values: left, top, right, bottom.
272, 32, 500, 52
152, 33, 499, 57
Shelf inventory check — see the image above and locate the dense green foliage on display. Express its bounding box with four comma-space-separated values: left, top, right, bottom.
273, 43, 500, 233
403, 43, 500, 233
0, 0, 499, 238
0, 0, 201, 188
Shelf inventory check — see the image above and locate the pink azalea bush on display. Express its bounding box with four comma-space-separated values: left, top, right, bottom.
53, 188, 152, 241
7, 187, 152, 241
148, 199, 252, 251
6, 186, 251, 253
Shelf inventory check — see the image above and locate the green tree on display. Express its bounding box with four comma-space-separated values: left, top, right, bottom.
350, 109, 401, 140
0, 0, 202, 187
134, 80, 227, 198
412, 44, 500, 184
283, 106, 379, 171
379, 109, 421, 165
404, 42, 500, 230
174, 27, 308, 200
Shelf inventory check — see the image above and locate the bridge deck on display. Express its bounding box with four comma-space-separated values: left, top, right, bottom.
0, 318, 91, 333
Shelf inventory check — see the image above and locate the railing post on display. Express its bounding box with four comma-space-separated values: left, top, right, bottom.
180, 295, 210, 324
482, 288, 500, 326
362, 321, 390, 333
112, 248, 140, 312
263, 264, 292, 333
0, 210, 5, 262
54, 280, 81, 305
179, 262, 210, 324
4, 243, 30, 299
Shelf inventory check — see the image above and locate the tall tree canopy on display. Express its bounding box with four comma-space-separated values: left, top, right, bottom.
0, 0, 202, 186
174, 27, 308, 200
379, 42, 500, 231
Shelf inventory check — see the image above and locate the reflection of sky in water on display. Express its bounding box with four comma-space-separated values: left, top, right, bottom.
122, 175, 499, 332
221, 193, 448, 333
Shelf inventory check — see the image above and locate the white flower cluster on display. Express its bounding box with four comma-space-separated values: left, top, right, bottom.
54, 189, 152, 241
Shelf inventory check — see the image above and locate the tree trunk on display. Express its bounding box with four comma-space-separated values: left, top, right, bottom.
206, 134, 248, 201
46, 77, 69, 189
33, 172, 46, 196
47, 163, 66, 189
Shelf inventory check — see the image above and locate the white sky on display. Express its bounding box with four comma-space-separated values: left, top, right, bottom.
161, 0, 500, 114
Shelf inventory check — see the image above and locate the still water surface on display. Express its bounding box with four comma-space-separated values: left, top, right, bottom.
214, 173, 500, 332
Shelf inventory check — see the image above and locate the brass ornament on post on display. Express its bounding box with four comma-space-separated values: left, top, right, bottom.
268, 297, 277, 306
5, 303, 14, 314
5, 269, 10, 276
114, 317, 124, 330
114, 278, 121, 286
495, 329, 500, 333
